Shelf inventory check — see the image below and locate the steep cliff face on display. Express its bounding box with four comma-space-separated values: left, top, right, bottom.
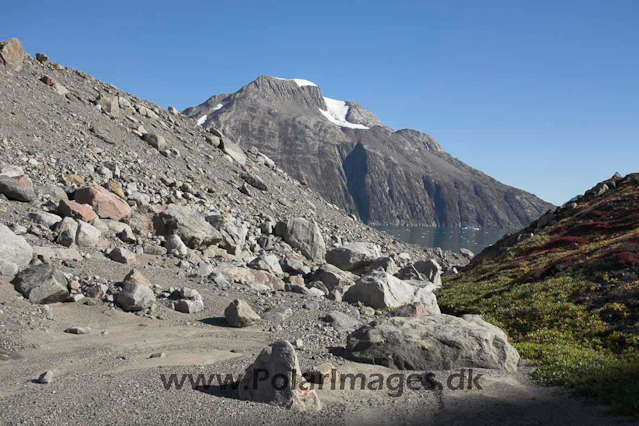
184, 76, 553, 227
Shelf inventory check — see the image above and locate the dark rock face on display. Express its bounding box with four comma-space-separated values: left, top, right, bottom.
184, 76, 553, 227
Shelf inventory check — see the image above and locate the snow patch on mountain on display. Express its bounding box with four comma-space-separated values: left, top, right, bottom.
212, 103, 224, 111
319, 97, 369, 130
197, 115, 207, 126
273, 77, 318, 88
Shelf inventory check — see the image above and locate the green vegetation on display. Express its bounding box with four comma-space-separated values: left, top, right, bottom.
437, 194, 639, 417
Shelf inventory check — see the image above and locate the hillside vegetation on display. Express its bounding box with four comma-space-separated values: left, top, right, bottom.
438, 172, 639, 416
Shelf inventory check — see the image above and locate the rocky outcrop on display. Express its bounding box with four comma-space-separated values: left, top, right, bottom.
185, 75, 553, 227
346, 314, 520, 372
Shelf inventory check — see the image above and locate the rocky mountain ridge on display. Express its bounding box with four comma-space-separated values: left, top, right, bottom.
184, 75, 553, 227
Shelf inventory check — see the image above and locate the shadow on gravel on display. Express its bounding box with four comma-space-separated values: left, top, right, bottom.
199, 317, 228, 327
194, 383, 241, 400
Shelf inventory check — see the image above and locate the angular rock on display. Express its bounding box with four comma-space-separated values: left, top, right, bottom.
279, 218, 326, 262
76, 220, 101, 248
365, 256, 398, 275
12, 265, 69, 304
116, 270, 155, 312
261, 306, 292, 322
312, 264, 357, 291
0, 38, 24, 72
325, 242, 381, 271
413, 259, 442, 287
238, 341, 321, 411
0, 224, 33, 270
459, 248, 474, 260
165, 233, 188, 256
28, 212, 62, 229
57, 199, 97, 222
224, 299, 261, 327
55, 217, 78, 247
0, 176, 36, 202
220, 267, 285, 291
109, 248, 136, 265
220, 138, 247, 165
206, 214, 247, 256
346, 315, 520, 372
36, 371, 54, 384
154, 204, 222, 249
241, 172, 268, 191
343, 269, 441, 312
74, 185, 131, 221
323, 311, 362, 332
142, 133, 167, 151
173, 288, 204, 313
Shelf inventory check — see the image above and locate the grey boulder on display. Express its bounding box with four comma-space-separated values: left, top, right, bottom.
12, 265, 69, 304
325, 242, 381, 271
238, 341, 321, 411
343, 269, 440, 312
278, 218, 326, 263
0, 176, 36, 202
346, 315, 520, 372
0, 224, 33, 272
116, 270, 155, 312
224, 299, 261, 327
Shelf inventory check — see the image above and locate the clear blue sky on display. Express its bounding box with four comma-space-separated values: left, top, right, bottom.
4, 0, 638, 205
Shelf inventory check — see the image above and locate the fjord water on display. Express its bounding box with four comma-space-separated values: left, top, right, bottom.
374, 226, 520, 254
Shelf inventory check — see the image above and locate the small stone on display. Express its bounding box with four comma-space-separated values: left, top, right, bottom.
36, 371, 54, 384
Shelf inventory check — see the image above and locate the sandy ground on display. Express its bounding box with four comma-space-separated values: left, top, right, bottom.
0, 274, 635, 426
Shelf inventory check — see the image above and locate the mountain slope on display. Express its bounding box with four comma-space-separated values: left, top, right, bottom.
184, 76, 553, 227
438, 173, 639, 416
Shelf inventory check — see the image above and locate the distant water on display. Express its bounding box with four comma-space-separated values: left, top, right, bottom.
373, 226, 520, 254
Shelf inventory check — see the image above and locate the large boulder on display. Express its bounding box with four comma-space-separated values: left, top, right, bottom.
12, 265, 69, 304
142, 133, 167, 151
154, 204, 221, 249
325, 242, 381, 272
205, 214, 247, 256
311, 264, 357, 291
74, 185, 131, 221
116, 270, 156, 312
224, 299, 261, 327
220, 138, 247, 165
343, 269, 440, 312
278, 218, 326, 263
76, 221, 101, 248
173, 288, 204, 313
346, 315, 520, 372
0, 38, 24, 72
413, 259, 442, 287
0, 176, 36, 202
238, 341, 321, 411
57, 199, 97, 222
0, 224, 33, 272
